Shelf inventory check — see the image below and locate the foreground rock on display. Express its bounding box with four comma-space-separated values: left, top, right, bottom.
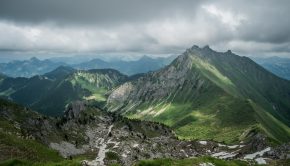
45, 102, 290, 165
1, 100, 289, 165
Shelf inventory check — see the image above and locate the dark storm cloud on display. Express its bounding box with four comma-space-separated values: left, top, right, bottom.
0, 0, 203, 25
235, 1, 290, 44
0, 0, 290, 57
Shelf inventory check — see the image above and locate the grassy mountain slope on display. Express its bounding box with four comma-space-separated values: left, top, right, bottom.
0, 99, 63, 163
136, 157, 249, 166
0, 67, 127, 116
202, 49, 290, 125
136, 157, 290, 166
107, 45, 290, 143
32, 69, 127, 115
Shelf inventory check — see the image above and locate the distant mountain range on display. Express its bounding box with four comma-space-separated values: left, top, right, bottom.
0, 55, 177, 78
2, 54, 290, 81
73, 55, 176, 75
0, 57, 66, 78
252, 56, 290, 80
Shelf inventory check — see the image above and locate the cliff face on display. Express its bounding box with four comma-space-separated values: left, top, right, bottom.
107, 47, 209, 111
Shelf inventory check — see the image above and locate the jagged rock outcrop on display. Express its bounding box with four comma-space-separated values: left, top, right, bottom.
63, 100, 87, 120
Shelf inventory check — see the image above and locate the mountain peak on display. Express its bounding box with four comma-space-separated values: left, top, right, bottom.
226, 50, 232, 54
190, 45, 213, 52
202, 45, 211, 50
139, 55, 153, 61
191, 45, 200, 50
202, 45, 215, 53
44, 65, 75, 79
29, 57, 40, 62
187, 45, 215, 58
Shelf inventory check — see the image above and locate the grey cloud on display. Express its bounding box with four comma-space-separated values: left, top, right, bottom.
0, 0, 289, 58
0, 0, 203, 26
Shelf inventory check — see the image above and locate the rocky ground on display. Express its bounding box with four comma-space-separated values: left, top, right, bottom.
1, 100, 289, 165
47, 102, 290, 165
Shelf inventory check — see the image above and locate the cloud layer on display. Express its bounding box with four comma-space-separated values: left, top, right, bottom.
0, 0, 290, 58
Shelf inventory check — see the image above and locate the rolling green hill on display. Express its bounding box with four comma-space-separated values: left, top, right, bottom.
0, 67, 127, 116
107, 45, 290, 143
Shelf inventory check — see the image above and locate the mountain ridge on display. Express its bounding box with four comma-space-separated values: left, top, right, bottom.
106, 45, 290, 143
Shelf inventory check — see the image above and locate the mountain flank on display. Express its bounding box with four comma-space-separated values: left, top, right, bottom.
107, 45, 290, 144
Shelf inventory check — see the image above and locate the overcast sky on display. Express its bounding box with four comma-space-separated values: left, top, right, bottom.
0, 0, 290, 59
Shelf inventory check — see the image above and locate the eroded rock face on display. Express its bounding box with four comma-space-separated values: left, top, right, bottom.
42, 102, 289, 166
57, 103, 198, 165
266, 144, 290, 159
106, 46, 218, 111
49, 141, 88, 157
107, 82, 134, 108
106, 51, 206, 113
63, 100, 87, 120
